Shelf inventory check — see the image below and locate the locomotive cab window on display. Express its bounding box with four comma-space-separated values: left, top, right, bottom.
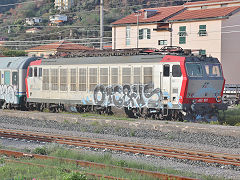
172, 65, 182, 77
29, 67, 33, 77
186, 63, 203, 77
205, 64, 222, 77
163, 65, 170, 77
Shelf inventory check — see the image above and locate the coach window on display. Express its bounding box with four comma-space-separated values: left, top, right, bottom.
29, 67, 33, 77
60, 69, 68, 91
143, 67, 152, 84
12, 72, 18, 85
70, 69, 77, 91
79, 68, 87, 91
34, 67, 38, 77
122, 67, 131, 84
134, 67, 141, 84
42, 69, 49, 90
111, 68, 118, 84
172, 65, 182, 77
51, 69, 59, 91
39, 68, 42, 77
100, 68, 108, 86
89, 68, 98, 91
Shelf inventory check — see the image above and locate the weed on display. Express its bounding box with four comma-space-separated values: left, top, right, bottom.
130, 129, 136, 137
63, 171, 87, 180
63, 119, 69, 124
33, 147, 47, 155
210, 121, 220, 125
91, 121, 100, 126
117, 160, 128, 167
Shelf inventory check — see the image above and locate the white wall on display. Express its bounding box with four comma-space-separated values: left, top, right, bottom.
221, 11, 240, 84
112, 24, 170, 49
171, 20, 222, 60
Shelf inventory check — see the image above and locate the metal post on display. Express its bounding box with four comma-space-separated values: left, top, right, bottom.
170, 23, 173, 46
137, 14, 139, 49
100, 0, 104, 50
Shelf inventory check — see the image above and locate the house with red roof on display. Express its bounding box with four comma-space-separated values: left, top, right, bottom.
112, 0, 240, 84
25, 41, 94, 58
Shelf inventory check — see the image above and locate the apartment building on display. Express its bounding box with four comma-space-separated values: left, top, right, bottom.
55, 0, 74, 10
111, 0, 240, 84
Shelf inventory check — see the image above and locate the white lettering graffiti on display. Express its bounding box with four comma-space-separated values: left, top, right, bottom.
0, 85, 17, 104
93, 84, 181, 108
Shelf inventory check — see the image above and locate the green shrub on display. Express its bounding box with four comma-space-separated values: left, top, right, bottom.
63, 172, 87, 180
33, 147, 47, 155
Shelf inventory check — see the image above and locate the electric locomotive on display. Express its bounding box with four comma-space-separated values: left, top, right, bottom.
25, 53, 227, 121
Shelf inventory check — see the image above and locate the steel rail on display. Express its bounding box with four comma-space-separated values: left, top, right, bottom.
0, 149, 197, 180
0, 128, 239, 167
5, 159, 127, 180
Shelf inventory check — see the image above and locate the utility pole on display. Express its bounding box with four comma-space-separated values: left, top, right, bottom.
100, 0, 104, 50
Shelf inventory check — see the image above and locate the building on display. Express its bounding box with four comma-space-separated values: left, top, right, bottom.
111, 0, 240, 84
26, 28, 41, 34
25, 41, 94, 58
49, 14, 68, 25
25, 17, 42, 25
55, 0, 74, 10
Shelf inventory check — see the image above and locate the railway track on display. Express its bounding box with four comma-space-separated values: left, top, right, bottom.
0, 128, 239, 168
0, 149, 197, 180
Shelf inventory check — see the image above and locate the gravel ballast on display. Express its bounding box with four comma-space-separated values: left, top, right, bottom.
0, 110, 240, 179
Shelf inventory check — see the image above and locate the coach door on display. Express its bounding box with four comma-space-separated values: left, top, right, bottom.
162, 64, 171, 101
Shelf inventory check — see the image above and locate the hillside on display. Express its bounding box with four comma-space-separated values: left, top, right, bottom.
0, 0, 201, 50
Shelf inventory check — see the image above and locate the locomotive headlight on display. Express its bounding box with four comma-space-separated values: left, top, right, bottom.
192, 99, 196, 103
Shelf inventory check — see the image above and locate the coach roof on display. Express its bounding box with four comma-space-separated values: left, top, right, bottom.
0, 57, 37, 69
39, 55, 219, 66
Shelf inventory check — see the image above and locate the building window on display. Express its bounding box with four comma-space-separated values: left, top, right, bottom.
139, 28, 151, 40
198, 25, 207, 36
199, 50, 206, 55
126, 26, 130, 46
179, 26, 186, 44
158, 40, 167, 45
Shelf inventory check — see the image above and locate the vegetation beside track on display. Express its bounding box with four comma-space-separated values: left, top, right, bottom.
0, 144, 226, 180
218, 105, 240, 126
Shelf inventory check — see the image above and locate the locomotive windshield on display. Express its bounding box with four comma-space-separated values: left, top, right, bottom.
186, 63, 203, 77
204, 64, 222, 77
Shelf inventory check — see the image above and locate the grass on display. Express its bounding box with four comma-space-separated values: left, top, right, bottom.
218, 105, 240, 126
0, 144, 227, 180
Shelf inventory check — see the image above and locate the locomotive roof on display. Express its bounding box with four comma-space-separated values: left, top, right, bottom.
40, 54, 220, 65
0, 57, 37, 70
